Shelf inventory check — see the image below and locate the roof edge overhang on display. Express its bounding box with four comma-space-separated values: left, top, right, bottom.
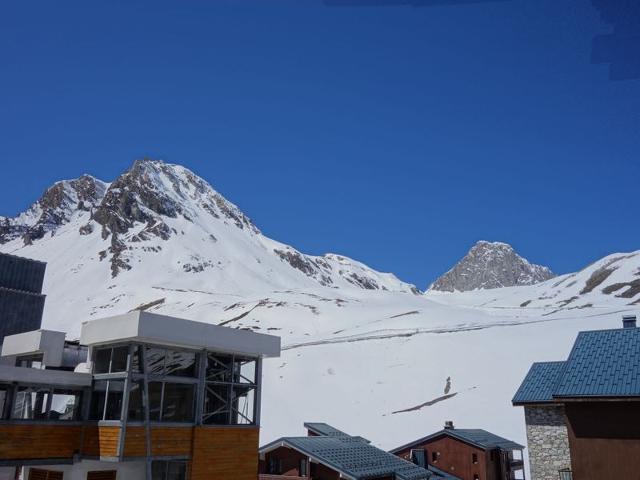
553, 395, 640, 403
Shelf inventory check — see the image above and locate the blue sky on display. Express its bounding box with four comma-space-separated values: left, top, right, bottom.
1, 0, 639, 288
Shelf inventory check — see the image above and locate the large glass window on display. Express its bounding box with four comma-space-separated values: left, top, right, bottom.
12, 387, 49, 420
49, 390, 82, 420
144, 381, 195, 423
128, 380, 145, 421
203, 354, 257, 425
0, 385, 9, 419
151, 461, 187, 480
93, 346, 129, 374
145, 347, 197, 378
90, 380, 125, 420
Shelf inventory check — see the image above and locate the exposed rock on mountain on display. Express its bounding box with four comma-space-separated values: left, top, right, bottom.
429, 241, 555, 292
0, 159, 418, 293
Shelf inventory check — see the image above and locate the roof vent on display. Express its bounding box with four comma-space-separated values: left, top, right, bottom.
623, 315, 637, 329
444, 420, 454, 430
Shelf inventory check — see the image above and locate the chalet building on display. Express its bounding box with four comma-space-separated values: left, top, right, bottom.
513, 314, 640, 480
259, 422, 450, 480
390, 422, 525, 480
0, 310, 280, 480
0, 253, 47, 348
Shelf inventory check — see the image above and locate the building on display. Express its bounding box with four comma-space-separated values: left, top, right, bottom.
259, 422, 443, 480
512, 314, 640, 480
0, 310, 281, 480
0, 253, 46, 346
390, 422, 525, 480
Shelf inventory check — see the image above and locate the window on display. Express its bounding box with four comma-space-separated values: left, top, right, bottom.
300, 459, 308, 477
128, 381, 144, 421
411, 449, 426, 468
203, 353, 257, 425
432, 451, 439, 463
49, 390, 82, 420
151, 461, 187, 480
146, 347, 197, 378
90, 380, 125, 420
12, 387, 49, 420
28, 469, 63, 480
472, 453, 478, 464
93, 346, 129, 374
145, 381, 195, 423
0, 385, 9, 419
86, 472, 117, 480
16, 354, 44, 369
473, 475, 479, 480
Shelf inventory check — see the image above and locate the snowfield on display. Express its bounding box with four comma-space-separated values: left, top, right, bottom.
1, 160, 638, 472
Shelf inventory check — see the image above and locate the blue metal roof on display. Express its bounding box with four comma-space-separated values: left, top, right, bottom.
427, 464, 462, 479
261, 433, 431, 480
305, 422, 353, 438
512, 362, 566, 405
554, 327, 640, 398
390, 428, 524, 453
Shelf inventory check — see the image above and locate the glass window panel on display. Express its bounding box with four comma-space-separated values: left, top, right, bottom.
165, 350, 197, 377
234, 358, 257, 384
148, 381, 163, 421
50, 390, 82, 420
167, 462, 187, 480
162, 383, 195, 422
206, 354, 233, 382
231, 385, 255, 425
146, 348, 166, 375
203, 384, 230, 425
12, 387, 49, 420
151, 461, 167, 480
104, 380, 125, 420
93, 348, 111, 374
0, 387, 7, 419
131, 345, 144, 373
110, 346, 129, 373
128, 381, 145, 421
90, 380, 108, 420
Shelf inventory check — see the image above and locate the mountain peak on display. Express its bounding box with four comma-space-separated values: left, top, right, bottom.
429, 240, 555, 292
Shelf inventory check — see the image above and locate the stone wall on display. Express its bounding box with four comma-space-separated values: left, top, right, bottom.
524, 405, 571, 480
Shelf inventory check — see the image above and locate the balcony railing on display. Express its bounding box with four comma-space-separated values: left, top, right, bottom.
558, 468, 572, 480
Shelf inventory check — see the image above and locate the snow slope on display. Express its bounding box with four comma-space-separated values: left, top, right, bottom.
1, 159, 639, 471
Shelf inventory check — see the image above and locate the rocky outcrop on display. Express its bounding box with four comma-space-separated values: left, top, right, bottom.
430, 241, 554, 292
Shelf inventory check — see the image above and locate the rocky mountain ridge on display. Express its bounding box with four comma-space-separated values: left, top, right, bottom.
0, 159, 418, 294
429, 240, 555, 292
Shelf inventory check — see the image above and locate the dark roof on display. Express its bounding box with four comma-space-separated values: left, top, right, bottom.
513, 326, 640, 403
427, 465, 462, 480
390, 428, 524, 454
512, 362, 566, 405
554, 328, 640, 398
305, 422, 352, 437
261, 426, 431, 480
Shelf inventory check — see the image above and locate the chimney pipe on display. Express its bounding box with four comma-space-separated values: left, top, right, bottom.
623, 315, 637, 329
444, 421, 454, 430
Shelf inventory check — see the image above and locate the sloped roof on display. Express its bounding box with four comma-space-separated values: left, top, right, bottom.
390, 428, 524, 454
512, 362, 566, 405
554, 327, 640, 398
261, 433, 431, 480
513, 326, 640, 403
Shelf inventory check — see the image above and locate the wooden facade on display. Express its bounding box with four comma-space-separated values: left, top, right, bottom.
0, 424, 83, 461
191, 426, 260, 480
564, 400, 640, 480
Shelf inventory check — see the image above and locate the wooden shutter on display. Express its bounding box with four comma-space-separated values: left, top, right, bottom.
87, 471, 117, 480
29, 470, 64, 480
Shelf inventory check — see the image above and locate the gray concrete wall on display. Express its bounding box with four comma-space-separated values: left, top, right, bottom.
524, 405, 571, 480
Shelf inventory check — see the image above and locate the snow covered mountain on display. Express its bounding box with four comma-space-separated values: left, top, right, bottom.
1, 159, 638, 472
429, 240, 555, 292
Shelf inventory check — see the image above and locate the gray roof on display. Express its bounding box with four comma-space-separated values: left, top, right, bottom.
513, 326, 640, 403
512, 362, 566, 404
261, 434, 431, 480
555, 327, 640, 398
390, 428, 524, 453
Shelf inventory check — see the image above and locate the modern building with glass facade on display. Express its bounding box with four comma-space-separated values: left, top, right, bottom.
0, 310, 281, 480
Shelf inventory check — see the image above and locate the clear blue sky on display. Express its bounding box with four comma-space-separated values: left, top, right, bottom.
1, 0, 639, 289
